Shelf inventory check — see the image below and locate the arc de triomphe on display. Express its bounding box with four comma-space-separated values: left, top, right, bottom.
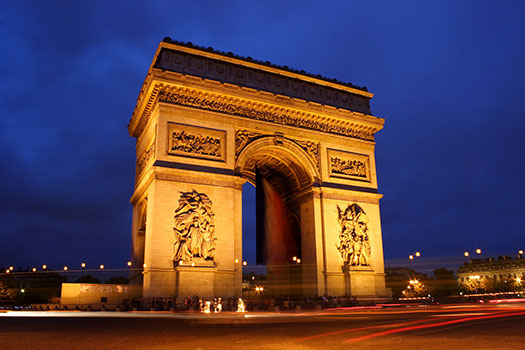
128, 38, 388, 301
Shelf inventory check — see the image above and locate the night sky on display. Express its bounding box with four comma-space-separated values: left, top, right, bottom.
1, 1, 524, 270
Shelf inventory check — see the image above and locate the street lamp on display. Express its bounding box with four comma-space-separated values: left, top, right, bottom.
476, 249, 482, 254
464, 251, 469, 257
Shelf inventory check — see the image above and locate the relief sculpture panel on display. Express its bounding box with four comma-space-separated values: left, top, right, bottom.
173, 190, 216, 265
136, 139, 155, 179
167, 122, 226, 161
336, 203, 371, 267
328, 149, 370, 182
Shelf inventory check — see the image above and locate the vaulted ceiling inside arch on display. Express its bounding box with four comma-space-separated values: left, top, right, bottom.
240, 152, 311, 198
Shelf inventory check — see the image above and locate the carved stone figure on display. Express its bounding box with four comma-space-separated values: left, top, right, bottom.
336, 204, 371, 266
173, 190, 216, 263
235, 129, 261, 156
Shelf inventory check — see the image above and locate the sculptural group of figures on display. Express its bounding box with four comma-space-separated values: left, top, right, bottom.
171, 131, 221, 157
173, 190, 216, 263
336, 203, 371, 266
331, 157, 367, 178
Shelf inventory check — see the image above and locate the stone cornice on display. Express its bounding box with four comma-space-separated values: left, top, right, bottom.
160, 38, 371, 93
152, 42, 373, 114
129, 71, 384, 141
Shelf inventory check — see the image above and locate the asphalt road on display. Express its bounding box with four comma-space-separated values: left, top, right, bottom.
1, 303, 525, 350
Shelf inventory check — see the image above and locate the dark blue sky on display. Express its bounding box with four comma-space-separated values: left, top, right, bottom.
1, 1, 524, 269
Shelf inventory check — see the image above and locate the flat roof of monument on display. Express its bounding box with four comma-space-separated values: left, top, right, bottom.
159, 37, 371, 95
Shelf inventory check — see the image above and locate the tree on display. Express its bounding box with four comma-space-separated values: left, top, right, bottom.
105, 276, 129, 284
430, 268, 459, 296
74, 275, 101, 284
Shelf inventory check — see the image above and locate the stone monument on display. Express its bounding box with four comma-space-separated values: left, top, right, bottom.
128, 38, 388, 300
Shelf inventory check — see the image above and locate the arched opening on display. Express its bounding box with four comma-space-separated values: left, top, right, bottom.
237, 137, 319, 297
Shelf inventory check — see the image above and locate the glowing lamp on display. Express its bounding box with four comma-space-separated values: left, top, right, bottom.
127, 261, 132, 267
464, 251, 469, 257
63, 266, 68, 271
234, 259, 239, 263
415, 251, 421, 257
32, 267, 36, 272
81, 262, 86, 268
476, 249, 481, 254
243, 261, 247, 266
42, 265, 47, 269
409, 255, 414, 260
99, 265, 104, 270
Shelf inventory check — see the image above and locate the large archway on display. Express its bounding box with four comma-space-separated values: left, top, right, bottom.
237, 137, 319, 297
128, 40, 389, 301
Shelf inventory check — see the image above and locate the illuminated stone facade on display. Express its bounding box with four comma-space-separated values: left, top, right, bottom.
457, 256, 525, 286
128, 39, 388, 299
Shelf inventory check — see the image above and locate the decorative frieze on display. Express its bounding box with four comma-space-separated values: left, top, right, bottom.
336, 203, 371, 266
157, 88, 375, 141
167, 122, 226, 162
328, 149, 370, 182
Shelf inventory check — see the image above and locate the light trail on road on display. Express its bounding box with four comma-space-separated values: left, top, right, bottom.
344, 311, 525, 343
